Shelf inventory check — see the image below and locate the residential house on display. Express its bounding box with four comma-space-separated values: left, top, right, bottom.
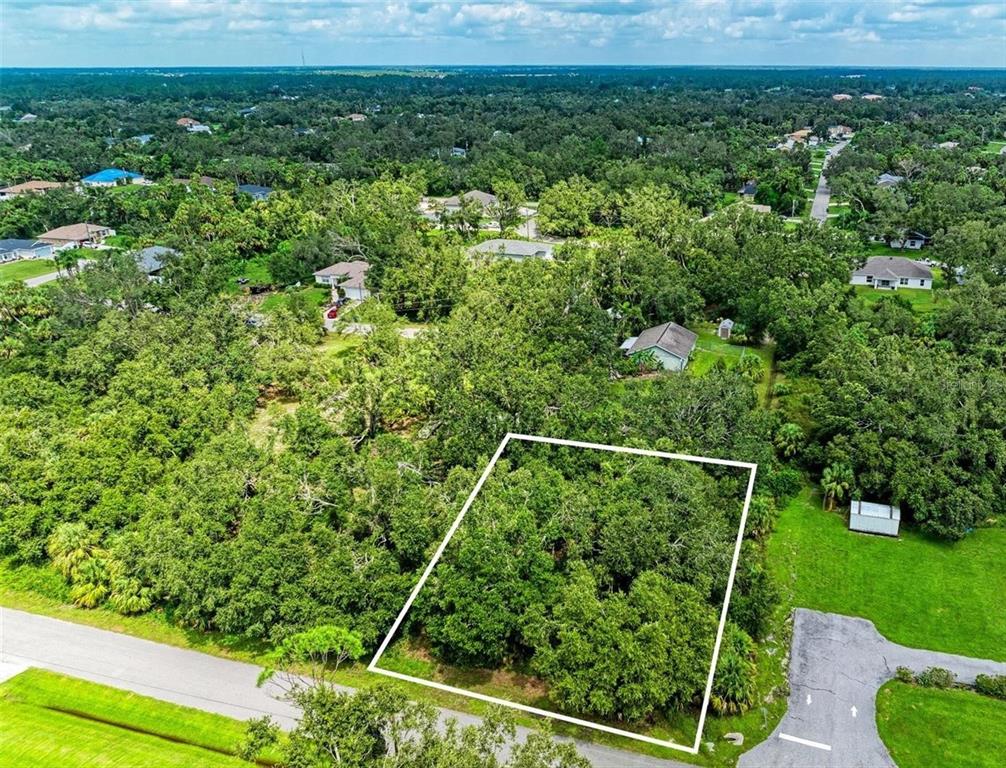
468, 239, 555, 261
131, 134, 154, 145
187, 124, 212, 134
0, 180, 64, 200
849, 500, 900, 537
174, 175, 217, 190
176, 117, 201, 128
0, 239, 55, 262
16, 113, 37, 123
451, 147, 467, 158
832, 93, 853, 101
862, 94, 885, 101
442, 190, 497, 212
786, 128, 813, 143
134, 245, 178, 281
313, 260, 370, 301
620, 322, 698, 372
851, 256, 933, 290
936, 141, 960, 150
828, 125, 854, 140
82, 168, 145, 187
237, 184, 273, 201
38, 223, 115, 250
738, 180, 758, 200
870, 231, 931, 250
876, 173, 905, 188
239, 107, 258, 117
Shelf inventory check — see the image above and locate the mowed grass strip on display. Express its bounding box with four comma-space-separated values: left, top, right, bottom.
0, 259, 58, 282
876, 681, 1006, 768
769, 487, 1006, 660
0, 668, 279, 767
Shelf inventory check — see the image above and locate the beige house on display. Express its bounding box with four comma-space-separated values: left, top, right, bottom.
0, 180, 64, 200
38, 223, 115, 250
313, 260, 370, 301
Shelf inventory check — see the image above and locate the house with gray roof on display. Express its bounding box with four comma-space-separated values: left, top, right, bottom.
134, 246, 178, 280
442, 190, 497, 212
0, 238, 54, 262
620, 322, 698, 372
313, 260, 370, 301
851, 256, 933, 290
876, 173, 905, 188
468, 239, 554, 261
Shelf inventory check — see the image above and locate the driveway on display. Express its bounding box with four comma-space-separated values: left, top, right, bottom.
23, 259, 91, 287
738, 609, 1006, 768
0, 607, 688, 768
810, 141, 848, 224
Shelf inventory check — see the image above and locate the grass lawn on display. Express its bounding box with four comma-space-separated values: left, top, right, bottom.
0, 259, 57, 282
876, 681, 1006, 768
981, 140, 1006, 155
769, 486, 1006, 660
690, 323, 775, 402
259, 285, 329, 313
0, 668, 280, 767
226, 255, 273, 294
854, 285, 938, 314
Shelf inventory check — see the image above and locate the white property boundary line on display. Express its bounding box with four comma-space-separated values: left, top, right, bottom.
368, 432, 758, 756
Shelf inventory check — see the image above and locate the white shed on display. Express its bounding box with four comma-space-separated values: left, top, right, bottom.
849, 499, 900, 537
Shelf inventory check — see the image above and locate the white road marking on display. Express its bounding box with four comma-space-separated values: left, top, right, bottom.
851, 705, 858, 718
806, 693, 813, 705
779, 733, 833, 751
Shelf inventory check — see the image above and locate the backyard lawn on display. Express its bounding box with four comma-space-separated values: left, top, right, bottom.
0, 668, 278, 767
876, 681, 1006, 768
854, 285, 938, 314
690, 323, 775, 402
0, 259, 57, 282
769, 487, 1006, 660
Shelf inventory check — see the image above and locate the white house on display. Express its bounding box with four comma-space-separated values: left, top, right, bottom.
0, 239, 55, 262
851, 256, 933, 290
621, 322, 698, 372
468, 239, 554, 261
869, 231, 931, 251
313, 260, 370, 301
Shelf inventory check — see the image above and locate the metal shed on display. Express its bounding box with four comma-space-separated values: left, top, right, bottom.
849, 499, 900, 537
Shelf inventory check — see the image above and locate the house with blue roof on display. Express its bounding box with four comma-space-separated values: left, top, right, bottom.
237, 184, 273, 201
82, 168, 146, 188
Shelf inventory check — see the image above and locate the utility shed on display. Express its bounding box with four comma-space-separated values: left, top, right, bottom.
849, 499, 900, 537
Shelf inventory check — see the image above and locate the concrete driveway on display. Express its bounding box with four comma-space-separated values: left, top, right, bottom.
0, 607, 688, 768
738, 609, 1006, 768
22, 259, 91, 287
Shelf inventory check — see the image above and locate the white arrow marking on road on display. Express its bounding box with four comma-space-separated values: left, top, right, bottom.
806, 693, 812, 705
851, 705, 858, 718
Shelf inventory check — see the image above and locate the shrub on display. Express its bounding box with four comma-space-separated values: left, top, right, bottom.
915, 667, 956, 689
761, 466, 802, 501
895, 666, 915, 684
975, 674, 1006, 700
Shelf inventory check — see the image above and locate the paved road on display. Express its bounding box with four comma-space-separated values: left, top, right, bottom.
739, 609, 1006, 768
0, 608, 688, 768
810, 141, 849, 224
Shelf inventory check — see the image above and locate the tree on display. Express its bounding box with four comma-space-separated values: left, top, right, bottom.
774, 422, 804, 458
490, 178, 524, 232
821, 463, 854, 511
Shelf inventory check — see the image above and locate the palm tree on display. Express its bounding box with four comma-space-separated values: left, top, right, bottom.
47, 522, 99, 581
822, 463, 854, 511
774, 422, 804, 458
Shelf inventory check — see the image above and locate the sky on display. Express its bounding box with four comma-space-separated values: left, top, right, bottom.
2, 1, 1005, 69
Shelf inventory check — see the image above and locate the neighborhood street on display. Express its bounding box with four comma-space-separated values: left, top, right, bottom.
0, 607, 689, 768
810, 140, 849, 223
739, 609, 1006, 768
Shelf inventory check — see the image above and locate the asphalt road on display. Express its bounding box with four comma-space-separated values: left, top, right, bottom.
739, 608, 1006, 768
810, 141, 849, 224
0, 607, 689, 768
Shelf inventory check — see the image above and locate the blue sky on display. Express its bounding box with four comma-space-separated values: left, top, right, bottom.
3, 1, 1005, 68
